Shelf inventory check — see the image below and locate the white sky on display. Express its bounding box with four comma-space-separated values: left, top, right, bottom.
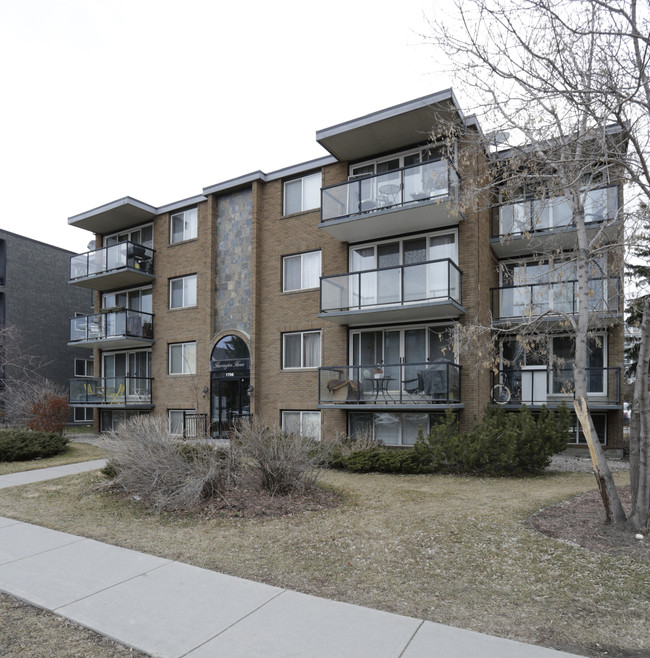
0, 0, 458, 253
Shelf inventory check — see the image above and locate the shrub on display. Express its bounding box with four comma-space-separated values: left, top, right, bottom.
102, 415, 236, 512
233, 417, 327, 495
0, 429, 68, 462
415, 404, 571, 475
26, 394, 69, 434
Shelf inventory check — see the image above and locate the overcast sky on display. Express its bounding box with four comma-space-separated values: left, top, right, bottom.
0, 0, 458, 253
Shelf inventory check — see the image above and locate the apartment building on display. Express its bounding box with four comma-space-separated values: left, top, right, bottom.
0, 230, 93, 423
67, 89, 625, 451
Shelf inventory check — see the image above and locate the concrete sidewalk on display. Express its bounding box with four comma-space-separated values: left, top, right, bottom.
0, 463, 585, 657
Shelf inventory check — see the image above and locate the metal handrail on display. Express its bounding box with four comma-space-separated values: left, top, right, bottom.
69, 309, 154, 342
70, 241, 155, 280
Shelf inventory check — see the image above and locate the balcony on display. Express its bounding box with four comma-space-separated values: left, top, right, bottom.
69, 377, 153, 409
490, 186, 620, 257
320, 259, 463, 325
318, 361, 462, 410
491, 367, 621, 409
69, 310, 154, 350
319, 159, 461, 242
491, 277, 620, 324
70, 242, 155, 291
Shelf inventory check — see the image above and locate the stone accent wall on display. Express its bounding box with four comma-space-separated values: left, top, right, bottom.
214, 190, 252, 337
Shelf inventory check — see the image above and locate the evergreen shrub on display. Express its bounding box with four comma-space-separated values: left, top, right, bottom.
0, 429, 69, 462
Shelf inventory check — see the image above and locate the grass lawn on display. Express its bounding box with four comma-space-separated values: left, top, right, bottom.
0, 468, 647, 657
0, 442, 108, 476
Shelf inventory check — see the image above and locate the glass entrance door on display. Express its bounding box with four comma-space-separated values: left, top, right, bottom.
211, 377, 250, 437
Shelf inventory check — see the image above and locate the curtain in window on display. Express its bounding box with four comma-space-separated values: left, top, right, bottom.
302, 252, 321, 288
303, 333, 320, 367
284, 257, 301, 291
284, 334, 301, 368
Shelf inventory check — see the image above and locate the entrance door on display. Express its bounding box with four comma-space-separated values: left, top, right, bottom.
211, 377, 250, 437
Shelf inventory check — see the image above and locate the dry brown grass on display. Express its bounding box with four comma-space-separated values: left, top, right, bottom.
0, 592, 147, 657
0, 441, 108, 476
0, 468, 647, 657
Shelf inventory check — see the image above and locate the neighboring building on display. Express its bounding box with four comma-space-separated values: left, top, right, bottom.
0, 229, 93, 423
67, 89, 625, 451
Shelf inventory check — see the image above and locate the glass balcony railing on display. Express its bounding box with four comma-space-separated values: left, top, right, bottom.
70, 242, 154, 281
319, 361, 461, 406
491, 185, 619, 239
69, 310, 154, 344
491, 277, 619, 319
321, 159, 459, 222
491, 367, 620, 406
69, 376, 153, 407
321, 259, 461, 314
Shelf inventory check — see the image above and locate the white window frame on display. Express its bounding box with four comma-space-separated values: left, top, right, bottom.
74, 358, 94, 378
170, 208, 198, 244
283, 172, 322, 215
104, 223, 154, 249
282, 331, 321, 369
169, 274, 197, 309
73, 407, 94, 423
283, 250, 321, 292
168, 409, 195, 436
169, 342, 197, 375
281, 411, 321, 440
569, 413, 607, 445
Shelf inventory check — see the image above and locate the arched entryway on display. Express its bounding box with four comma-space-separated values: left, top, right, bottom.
210, 334, 250, 437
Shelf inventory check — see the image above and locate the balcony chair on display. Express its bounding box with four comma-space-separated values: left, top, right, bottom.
326, 378, 363, 402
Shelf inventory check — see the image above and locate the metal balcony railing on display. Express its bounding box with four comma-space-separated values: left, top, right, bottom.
70, 241, 154, 281
491, 277, 619, 320
69, 376, 153, 406
69, 310, 153, 343
491, 185, 619, 239
491, 367, 620, 406
321, 158, 459, 222
321, 259, 462, 314
318, 361, 461, 406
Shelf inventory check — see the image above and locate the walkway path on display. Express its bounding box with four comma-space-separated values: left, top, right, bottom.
0, 462, 585, 657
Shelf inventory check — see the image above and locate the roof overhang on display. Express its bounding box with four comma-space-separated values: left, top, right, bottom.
68, 197, 157, 234
316, 89, 467, 162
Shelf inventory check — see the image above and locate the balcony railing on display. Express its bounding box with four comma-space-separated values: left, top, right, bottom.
69, 310, 154, 344
319, 361, 461, 406
321, 159, 459, 222
70, 241, 154, 281
491, 185, 619, 239
491, 277, 619, 320
69, 376, 153, 407
321, 259, 462, 314
491, 367, 620, 407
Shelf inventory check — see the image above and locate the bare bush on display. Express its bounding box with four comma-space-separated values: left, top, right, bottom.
232, 417, 327, 496
326, 426, 383, 459
102, 415, 236, 512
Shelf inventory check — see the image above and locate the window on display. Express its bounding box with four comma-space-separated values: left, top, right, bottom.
105, 224, 153, 249
282, 411, 321, 440
283, 331, 321, 369
74, 358, 94, 377
73, 407, 93, 423
284, 172, 321, 214
170, 208, 198, 244
170, 274, 197, 309
349, 412, 447, 446
169, 342, 197, 375
283, 251, 321, 291
168, 410, 194, 436
569, 413, 607, 445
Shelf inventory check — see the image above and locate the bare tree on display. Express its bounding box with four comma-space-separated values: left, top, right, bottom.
0, 323, 64, 427
427, 0, 650, 527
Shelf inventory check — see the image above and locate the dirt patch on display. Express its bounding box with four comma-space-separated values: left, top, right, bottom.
532, 485, 649, 559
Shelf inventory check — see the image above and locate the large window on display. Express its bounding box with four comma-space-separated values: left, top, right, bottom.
570, 413, 607, 445
170, 274, 197, 309
105, 224, 153, 248
283, 331, 321, 369
73, 407, 93, 423
284, 172, 321, 215
349, 412, 448, 446
168, 409, 194, 436
282, 411, 321, 440
283, 251, 321, 291
170, 208, 198, 244
169, 342, 197, 375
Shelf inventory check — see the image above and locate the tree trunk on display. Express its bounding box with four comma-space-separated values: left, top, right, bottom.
627, 296, 650, 532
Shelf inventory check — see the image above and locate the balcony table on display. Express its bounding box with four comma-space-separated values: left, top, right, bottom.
365, 376, 394, 402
